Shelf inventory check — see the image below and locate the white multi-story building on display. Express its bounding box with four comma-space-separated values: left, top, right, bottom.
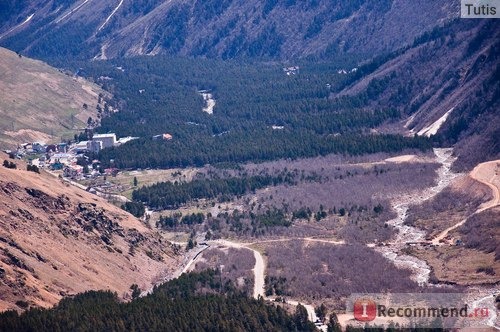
92, 133, 116, 148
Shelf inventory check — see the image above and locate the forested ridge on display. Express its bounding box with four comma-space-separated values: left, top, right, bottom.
0, 270, 317, 332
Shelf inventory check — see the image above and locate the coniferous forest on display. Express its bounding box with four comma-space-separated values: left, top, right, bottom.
0, 271, 316, 332
67, 55, 432, 170
133, 174, 294, 209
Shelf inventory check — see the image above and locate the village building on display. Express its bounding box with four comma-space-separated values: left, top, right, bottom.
152, 133, 173, 140
92, 133, 116, 148
87, 140, 103, 153
74, 141, 89, 153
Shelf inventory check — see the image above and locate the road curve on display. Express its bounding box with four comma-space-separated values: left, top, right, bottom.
184, 237, 340, 329
470, 160, 500, 210
431, 159, 499, 245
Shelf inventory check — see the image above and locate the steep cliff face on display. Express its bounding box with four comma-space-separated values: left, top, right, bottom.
0, 154, 178, 311
0, 0, 457, 60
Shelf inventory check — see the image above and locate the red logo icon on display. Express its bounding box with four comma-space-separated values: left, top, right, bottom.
354, 299, 377, 321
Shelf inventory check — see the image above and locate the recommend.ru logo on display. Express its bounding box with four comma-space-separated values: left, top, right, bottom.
346, 293, 496, 329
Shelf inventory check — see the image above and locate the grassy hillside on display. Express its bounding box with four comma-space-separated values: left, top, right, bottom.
0, 47, 104, 148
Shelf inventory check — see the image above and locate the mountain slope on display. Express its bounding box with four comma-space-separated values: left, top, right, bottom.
0, 154, 178, 311
332, 19, 500, 170
0, 47, 104, 149
0, 0, 458, 60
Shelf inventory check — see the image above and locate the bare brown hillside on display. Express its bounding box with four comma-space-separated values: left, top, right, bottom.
405, 176, 493, 239
0, 153, 178, 312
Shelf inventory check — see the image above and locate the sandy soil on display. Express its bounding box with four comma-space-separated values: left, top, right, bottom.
384, 154, 416, 163
3, 129, 55, 145
471, 160, 500, 209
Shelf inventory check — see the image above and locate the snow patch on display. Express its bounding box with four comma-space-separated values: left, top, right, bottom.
199, 91, 216, 115
22, 13, 34, 25
0, 13, 34, 40
417, 107, 454, 137
93, 43, 109, 61
55, 0, 91, 23
98, 0, 124, 31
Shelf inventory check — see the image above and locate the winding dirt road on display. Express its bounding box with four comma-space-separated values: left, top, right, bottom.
376, 152, 499, 329
180, 237, 343, 329
431, 159, 500, 245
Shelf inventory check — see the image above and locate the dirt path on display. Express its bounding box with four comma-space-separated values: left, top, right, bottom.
155, 153, 498, 329
431, 159, 500, 245
207, 239, 266, 298
376, 152, 499, 329
213, 239, 324, 327
251, 248, 266, 299
469, 160, 500, 210
245, 237, 345, 246
210, 237, 342, 300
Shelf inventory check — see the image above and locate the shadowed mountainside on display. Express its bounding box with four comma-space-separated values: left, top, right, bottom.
0, 0, 457, 60
332, 19, 499, 170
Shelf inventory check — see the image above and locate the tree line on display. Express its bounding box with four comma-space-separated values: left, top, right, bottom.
132, 174, 296, 209
0, 270, 317, 332
97, 132, 432, 169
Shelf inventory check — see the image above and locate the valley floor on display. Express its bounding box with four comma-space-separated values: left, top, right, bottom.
145, 150, 500, 330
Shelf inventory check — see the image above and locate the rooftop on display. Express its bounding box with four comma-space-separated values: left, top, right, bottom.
93, 133, 116, 138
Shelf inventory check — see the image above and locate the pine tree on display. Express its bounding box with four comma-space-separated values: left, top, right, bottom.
327, 313, 342, 332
